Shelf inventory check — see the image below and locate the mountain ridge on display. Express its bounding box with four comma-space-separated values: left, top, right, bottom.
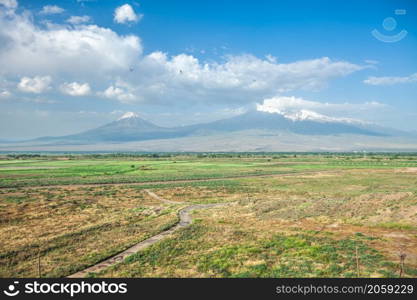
23, 110, 416, 147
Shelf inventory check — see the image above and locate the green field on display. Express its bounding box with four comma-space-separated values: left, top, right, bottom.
1, 153, 417, 278
1, 153, 417, 188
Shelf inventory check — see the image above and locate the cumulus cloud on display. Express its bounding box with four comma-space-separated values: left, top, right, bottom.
114, 4, 142, 24
18, 76, 52, 94
60, 82, 91, 96
125, 52, 364, 105
101, 83, 136, 103
66, 15, 91, 24
0, 10, 142, 80
40, 5, 64, 15
0, 5, 365, 107
178, 54, 360, 91
364, 73, 417, 86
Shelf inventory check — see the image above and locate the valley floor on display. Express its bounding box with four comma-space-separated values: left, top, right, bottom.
1, 154, 417, 277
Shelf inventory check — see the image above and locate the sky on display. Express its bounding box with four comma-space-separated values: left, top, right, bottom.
0, 0, 416, 139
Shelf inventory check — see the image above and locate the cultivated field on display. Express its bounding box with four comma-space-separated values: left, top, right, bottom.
1, 153, 417, 278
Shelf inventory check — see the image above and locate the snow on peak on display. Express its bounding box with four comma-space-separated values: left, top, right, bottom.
284, 109, 348, 123
256, 96, 368, 125
118, 112, 139, 120
284, 109, 329, 121
268, 109, 365, 124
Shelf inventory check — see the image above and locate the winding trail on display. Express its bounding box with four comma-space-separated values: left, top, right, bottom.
143, 189, 182, 205
67, 190, 227, 278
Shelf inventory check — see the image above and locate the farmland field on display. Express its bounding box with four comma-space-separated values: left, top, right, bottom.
1, 153, 417, 278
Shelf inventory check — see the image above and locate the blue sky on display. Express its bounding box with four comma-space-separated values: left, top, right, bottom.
0, 0, 416, 139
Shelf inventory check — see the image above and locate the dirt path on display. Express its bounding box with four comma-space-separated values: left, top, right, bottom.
3, 170, 341, 190
143, 189, 183, 204
67, 191, 227, 278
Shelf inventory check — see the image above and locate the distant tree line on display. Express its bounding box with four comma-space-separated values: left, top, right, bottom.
1, 152, 417, 161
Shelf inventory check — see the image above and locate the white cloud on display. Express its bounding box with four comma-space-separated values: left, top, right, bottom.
66, 15, 91, 24
364, 73, 417, 86
0, 89, 11, 98
0, 7, 365, 107
18, 76, 52, 94
256, 96, 385, 123
114, 4, 142, 24
159, 53, 360, 91
257, 96, 321, 114
60, 82, 91, 96
128, 53, 364, 105
0, 0, 17, 9
101, 83, 136, 103
40, 5, 65, 15
0, 11, 142, 79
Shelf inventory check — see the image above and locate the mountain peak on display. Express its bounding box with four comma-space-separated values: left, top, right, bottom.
255, 108, 367, 125
282, 109, 359, 124
118, 112, 139, 120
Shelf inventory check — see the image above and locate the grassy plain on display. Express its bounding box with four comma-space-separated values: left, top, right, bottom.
0, 153, 416, 277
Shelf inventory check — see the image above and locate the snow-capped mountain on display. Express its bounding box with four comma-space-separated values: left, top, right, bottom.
118, 112, 140, 120
255, 96, 372, 125
23, 109, 415, 148
32, 112, 179, 143
184, 110, 384, 136
276, 109, 367, 125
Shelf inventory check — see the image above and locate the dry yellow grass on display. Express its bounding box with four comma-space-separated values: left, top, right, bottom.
0, 186, 179, 277
97, 168, 417, 278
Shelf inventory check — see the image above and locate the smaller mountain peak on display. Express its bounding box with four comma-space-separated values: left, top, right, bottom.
118, 112, 139, 120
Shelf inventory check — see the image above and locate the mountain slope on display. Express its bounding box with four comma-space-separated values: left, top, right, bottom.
34, 112, 192, 143
183, 111, 387, 136
25, 110, 416, 147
